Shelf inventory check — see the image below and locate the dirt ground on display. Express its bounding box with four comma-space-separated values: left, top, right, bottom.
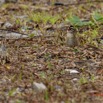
0, 0, 103, 103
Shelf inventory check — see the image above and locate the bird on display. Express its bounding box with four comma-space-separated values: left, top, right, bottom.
66, 28, 78, 47
0, 42, 8, 64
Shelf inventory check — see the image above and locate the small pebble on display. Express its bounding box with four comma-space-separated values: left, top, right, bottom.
33, 82, 47, 93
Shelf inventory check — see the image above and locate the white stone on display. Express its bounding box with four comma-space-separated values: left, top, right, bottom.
69, 69, 79, 74
30, 30, 43, 36
33, 82, 47, 93
3, 22, 13, 28
72, 78, 78, 81
0, 0, 5, 6
0, 30, 28, 39
65, 69, 79, 74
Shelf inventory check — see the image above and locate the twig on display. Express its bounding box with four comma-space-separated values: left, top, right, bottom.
0, 28, 27, 36
0, 28, 55, 40
54, 0, 103, 6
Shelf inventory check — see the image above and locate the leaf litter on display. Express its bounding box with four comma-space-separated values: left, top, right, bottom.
0, 0, 103, 103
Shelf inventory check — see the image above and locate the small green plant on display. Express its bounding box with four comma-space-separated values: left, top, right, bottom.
29, 33, 35, 38
44, 90, 49, 101
91, 29, 98, 39
91, 12, 103, 27
8, 88, 17, 96
79, 75, 88, 84
49, 15, 60, 25
92, 12, 103, 22
29, 12, 41, 23
16, 100, 23, 103
39, 72, 47, 79
18, 72, 23, 80
82, 29, 99, 46
15, 19, 22, 26
41, 13, 51, 24
44, 53, 51, 61
80, 74, 96, 84
90, 74, 96, 82
28, 12, 60, 24
46, 61, 53, 69
66, 15, 94, 27
19, 4, 29, 10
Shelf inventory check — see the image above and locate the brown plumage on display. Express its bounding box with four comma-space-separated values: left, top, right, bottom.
66, 29, 78, 47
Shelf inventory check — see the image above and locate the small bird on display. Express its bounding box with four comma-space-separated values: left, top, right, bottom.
66, 29, 78, 47
0, 42, 8, 64
0, 44, 6, 56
